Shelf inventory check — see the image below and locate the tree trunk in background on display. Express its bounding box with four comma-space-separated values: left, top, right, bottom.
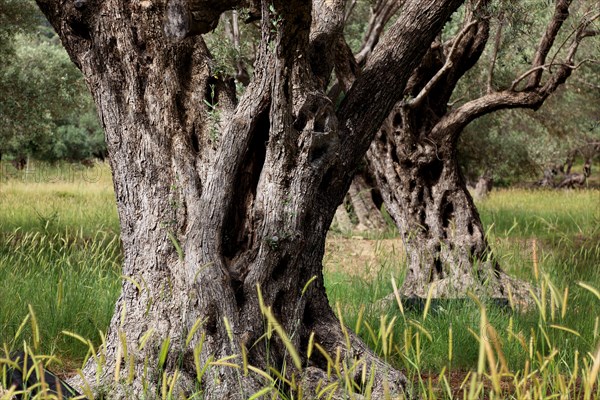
358, 0, 592, 303
474, 174, 493, 200
368, 123, 529, 302
348, 173, 387, 231
36, 0, 462, 398
336, 171, 387, 233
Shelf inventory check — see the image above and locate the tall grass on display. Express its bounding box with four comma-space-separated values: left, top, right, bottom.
0, 163, 599, 398
0, 162, 120, 362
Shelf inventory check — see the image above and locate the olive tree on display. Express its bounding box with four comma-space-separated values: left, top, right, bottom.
35, 0, 463, 398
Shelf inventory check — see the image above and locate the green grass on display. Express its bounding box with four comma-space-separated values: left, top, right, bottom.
324, 188, 600, 397
0, 162, 120, 363
0, 162, 599, 399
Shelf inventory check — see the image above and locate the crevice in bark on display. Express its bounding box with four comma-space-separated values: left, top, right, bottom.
189, 126, 200, 154
441, 193, 454, 229
432, 251, 443, 281
271, 254, 290, 282
222, 107, 270, 261
420, 158, 443, 186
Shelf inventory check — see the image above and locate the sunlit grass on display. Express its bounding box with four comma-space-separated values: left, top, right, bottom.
478, 188, 600, 240
0, 161, 118, 235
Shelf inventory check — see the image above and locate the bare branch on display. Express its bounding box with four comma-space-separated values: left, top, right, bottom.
344, 0, 358, 23
407, 20, 479, 109
355, 0, 404, 65
328, 0, 402, 101
525, 0, 571, 89
509, 61, 589, 91
309, 0, 346, 88
547, 11, 600, 70
487, 14, 504, 93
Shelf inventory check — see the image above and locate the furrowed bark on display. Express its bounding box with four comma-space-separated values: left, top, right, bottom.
36, 0, 463, 398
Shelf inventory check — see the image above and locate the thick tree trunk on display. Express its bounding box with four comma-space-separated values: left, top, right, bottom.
36, 0, 463, 398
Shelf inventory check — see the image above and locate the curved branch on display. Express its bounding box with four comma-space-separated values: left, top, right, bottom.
431, 90, 545, 142
309, 0, 347, 88
328, 0, 402, 100
355, 0, 404, 66
432, 3, 599, 143
510, 59, 593, 91
525, 0, 572, 89
487, 14, 505, 93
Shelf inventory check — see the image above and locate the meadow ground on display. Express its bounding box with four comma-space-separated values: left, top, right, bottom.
0, 161, 599, 399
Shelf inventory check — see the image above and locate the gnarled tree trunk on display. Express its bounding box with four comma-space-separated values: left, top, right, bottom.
368, 121, 528, 302
36, 0, 462, 398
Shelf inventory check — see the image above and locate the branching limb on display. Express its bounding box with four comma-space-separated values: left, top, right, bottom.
407, 20, 479, 109
328, 0, 402, 101
402, 0, 491, 113
525, 0, 572, 89
432, 3, 599, 143
510, 59, 593, 91
355, 0, 404, 65
309, 0, 347, 88
343, 0, 358, 23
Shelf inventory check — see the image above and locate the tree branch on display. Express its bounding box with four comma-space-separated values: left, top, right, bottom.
165, 0, 244, 39
510, 60, 592, 91
334, 0, 464, 165
431, 2, 599, 143
344, 0, 358, 23
487, 14, 504, 93
355, 0, 404, 66
525, 0, 571, 89
309, 0, 347, 88
407, 20, 479, 109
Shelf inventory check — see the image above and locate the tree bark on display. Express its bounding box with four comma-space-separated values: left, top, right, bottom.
35, 0, 463, 398
346, 172, 387, 232
332, 171, 386, 234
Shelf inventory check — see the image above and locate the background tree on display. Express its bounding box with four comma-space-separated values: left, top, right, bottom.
331, 0, 599, 232
36, 0, 463, 398
0, 0, 105, 166
332, 0, 598, 301
458, 5, 600, 188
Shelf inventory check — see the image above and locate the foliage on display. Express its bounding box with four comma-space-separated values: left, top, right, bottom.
0, 0, 39, 58
456, 0, 600, 184
0, 1, 105, 163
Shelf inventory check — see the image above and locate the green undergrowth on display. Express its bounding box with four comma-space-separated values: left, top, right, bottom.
0, 162, 120, 362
